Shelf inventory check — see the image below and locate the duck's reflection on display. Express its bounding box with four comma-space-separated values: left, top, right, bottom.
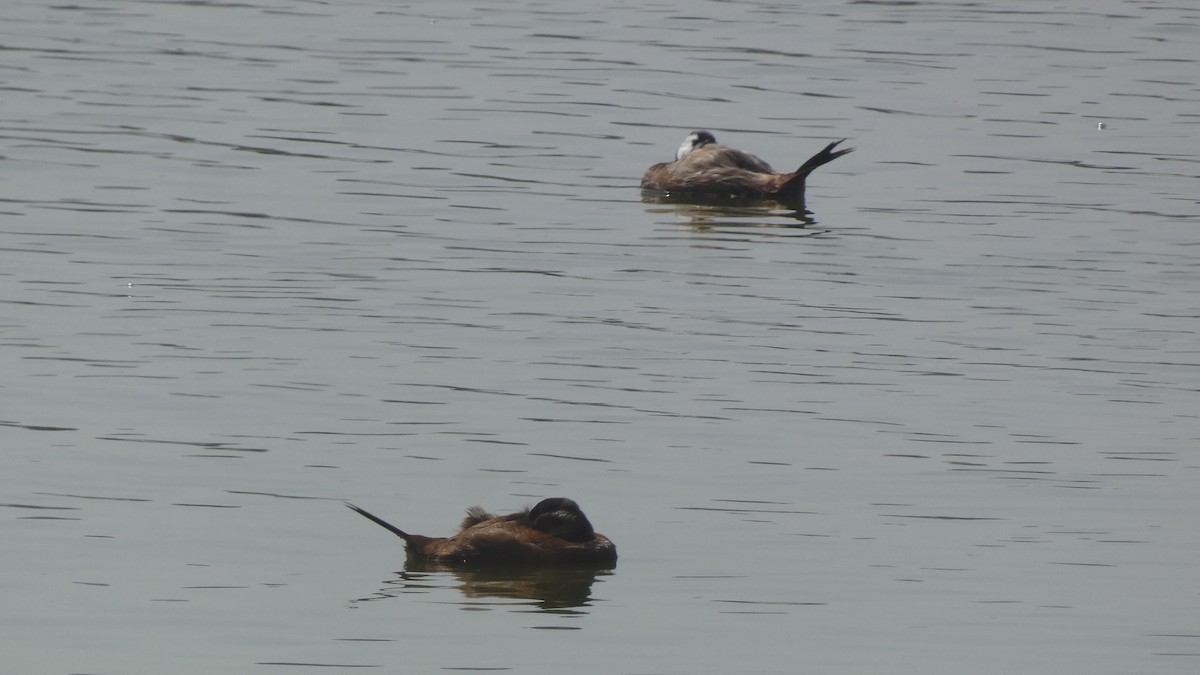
353, 561, 615, 611
642, 194, 822, 231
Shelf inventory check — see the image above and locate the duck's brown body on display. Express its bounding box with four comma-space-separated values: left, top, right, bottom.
347, 497, 616, 567
641, 131, 852, 206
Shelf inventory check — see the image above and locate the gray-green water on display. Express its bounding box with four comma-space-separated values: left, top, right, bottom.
3, 1, 1198, 673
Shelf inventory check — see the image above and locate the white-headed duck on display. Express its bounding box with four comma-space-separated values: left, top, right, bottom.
347, 497, 617, 567
641, 130, 852, 206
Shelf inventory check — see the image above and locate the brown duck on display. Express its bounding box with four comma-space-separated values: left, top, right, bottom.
346, 497, 617, 566
641, 130, 852, 206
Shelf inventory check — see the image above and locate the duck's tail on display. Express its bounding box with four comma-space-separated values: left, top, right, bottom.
775, 139, 853, 204
346, 502, 412, 542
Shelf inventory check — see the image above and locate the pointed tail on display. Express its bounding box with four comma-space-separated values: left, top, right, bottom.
346, 502, 412, 542
776, 139, 853, 204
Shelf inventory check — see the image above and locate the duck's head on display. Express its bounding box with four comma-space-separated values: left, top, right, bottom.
675, 130, 717, 160
527, 497, 595, 542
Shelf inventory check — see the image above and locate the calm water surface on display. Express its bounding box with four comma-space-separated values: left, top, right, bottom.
3, 1, 1198, 673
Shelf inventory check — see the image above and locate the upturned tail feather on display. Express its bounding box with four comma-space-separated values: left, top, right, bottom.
346, 502, 412, 542
777, 139, 853, 203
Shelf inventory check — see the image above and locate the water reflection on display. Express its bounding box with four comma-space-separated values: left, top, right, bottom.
642, 197, 824, 231
352, 563, 614, 611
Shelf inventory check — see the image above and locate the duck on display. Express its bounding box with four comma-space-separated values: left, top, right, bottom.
346, 497, 617, 567
641, 130, 852, 206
